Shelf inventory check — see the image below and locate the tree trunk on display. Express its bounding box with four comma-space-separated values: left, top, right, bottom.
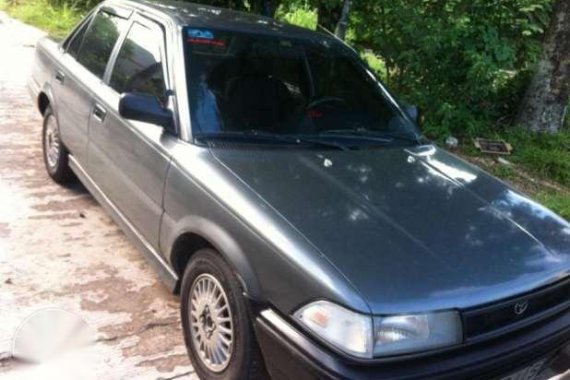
335, 0, 352, 40
317, 1, 342, 32
265, 0, 281, 17
515, 0, 569, 133
250, 0, 280, 17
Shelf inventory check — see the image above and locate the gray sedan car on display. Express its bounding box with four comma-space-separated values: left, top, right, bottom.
29, 0, 569, 379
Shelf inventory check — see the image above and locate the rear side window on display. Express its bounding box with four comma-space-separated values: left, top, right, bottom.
109, 22, 167, 103
76, 11, 128, 78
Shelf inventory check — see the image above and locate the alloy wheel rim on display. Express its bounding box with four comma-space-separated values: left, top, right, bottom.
45, 115, 61, 169
189, 273, 233, 372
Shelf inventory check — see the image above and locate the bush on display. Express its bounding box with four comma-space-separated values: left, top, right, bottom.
276, 3, 317, 30
350, 0, 554, 140
46, 0, 99, 10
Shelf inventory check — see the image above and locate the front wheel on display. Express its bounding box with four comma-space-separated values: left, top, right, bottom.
42, 106, 74, 184
180, 249, 267, 380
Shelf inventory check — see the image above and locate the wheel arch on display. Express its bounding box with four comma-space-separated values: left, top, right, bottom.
37, 83, 55, 116
167, 217, 262, 301
38, 92, 50, 115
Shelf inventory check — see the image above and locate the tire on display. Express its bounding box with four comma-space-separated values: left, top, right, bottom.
180, 249, 267, 380
42, 106, 75, 184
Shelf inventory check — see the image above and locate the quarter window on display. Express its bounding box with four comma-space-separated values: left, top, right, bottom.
110, 22, 167, 103
76, 11, 128, 79
66, 17, 91, 58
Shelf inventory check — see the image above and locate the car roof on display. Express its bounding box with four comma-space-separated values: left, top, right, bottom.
112, 0, 332, 41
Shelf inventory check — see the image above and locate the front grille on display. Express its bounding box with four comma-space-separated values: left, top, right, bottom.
462, 279, 570, 341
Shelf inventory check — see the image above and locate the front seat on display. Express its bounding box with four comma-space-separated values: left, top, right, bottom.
224, 66, 294, 132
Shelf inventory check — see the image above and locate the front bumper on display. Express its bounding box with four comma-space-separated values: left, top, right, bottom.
254, 309, 569, 380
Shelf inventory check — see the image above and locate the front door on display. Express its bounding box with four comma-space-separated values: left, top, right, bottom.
87, 16, 174, 250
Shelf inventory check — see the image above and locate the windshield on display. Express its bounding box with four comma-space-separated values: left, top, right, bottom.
183, 27, 420, 147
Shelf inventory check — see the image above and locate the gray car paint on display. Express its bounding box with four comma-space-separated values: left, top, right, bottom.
30, 0, 569, 320
52, 52, 95, 164
209, 144, 569, 314
161, 141, 371, 314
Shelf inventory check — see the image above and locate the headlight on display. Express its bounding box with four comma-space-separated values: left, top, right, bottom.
294, 301, 373, 358
373, 311, 462, 356
294, 301, 462, 358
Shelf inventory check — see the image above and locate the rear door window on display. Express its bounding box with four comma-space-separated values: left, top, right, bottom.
76, 10, 128, 78
109, 22, 167, 103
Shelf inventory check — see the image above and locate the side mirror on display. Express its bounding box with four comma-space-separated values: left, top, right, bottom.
119, 93, 173, 128
404, 105, 422, 127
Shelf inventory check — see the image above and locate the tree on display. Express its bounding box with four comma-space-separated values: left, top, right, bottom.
250, 0, 281, 17
316, 0, 342, 32
515, 0, 569, 133
335, 0, 352, 40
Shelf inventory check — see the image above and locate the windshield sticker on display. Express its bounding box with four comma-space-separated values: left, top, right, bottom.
188, 38, 226, 47
308, 110, 323, 118
187, 29, 214, 39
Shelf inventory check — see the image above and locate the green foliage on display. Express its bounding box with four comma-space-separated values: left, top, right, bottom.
350, 0, 553, 139
46, 0, 99, 9
360, 51, 387, 81
1, 0, 84, 39
275, 3, 317, 29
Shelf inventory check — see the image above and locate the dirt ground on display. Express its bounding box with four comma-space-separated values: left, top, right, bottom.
0, 10, 567, 380
0, 12, 195, 380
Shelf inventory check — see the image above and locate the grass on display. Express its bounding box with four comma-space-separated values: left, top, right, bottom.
474, 162, 569, 220
501, 131, 569, 220
0, 0, 83, 40
507, 131, 570, 187
460, 129, 570, 220
536, 192, 570, 220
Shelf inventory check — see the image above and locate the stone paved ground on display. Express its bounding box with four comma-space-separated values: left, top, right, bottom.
0, 12, 195, 380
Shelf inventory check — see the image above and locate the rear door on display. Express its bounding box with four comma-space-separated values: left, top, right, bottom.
54, 6, 129, 164
87, 15, 175, 250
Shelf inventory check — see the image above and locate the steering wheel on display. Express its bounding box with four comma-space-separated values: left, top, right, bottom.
305, 96, 346, 110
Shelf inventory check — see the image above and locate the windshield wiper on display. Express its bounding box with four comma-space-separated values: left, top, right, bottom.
320, 128, 421, 144
195, 131, 349, 150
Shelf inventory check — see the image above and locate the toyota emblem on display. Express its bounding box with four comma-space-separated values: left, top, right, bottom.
514, 300, 529, 316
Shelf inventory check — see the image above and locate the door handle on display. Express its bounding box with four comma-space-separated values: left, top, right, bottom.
55, 71, 65, 84
92, 103, 107, 122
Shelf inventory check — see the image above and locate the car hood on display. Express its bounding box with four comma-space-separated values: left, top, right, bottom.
211, 145, 570, 314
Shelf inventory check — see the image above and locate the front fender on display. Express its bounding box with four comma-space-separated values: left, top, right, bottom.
161, 211, 262, 301
161, 144, 371, 315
